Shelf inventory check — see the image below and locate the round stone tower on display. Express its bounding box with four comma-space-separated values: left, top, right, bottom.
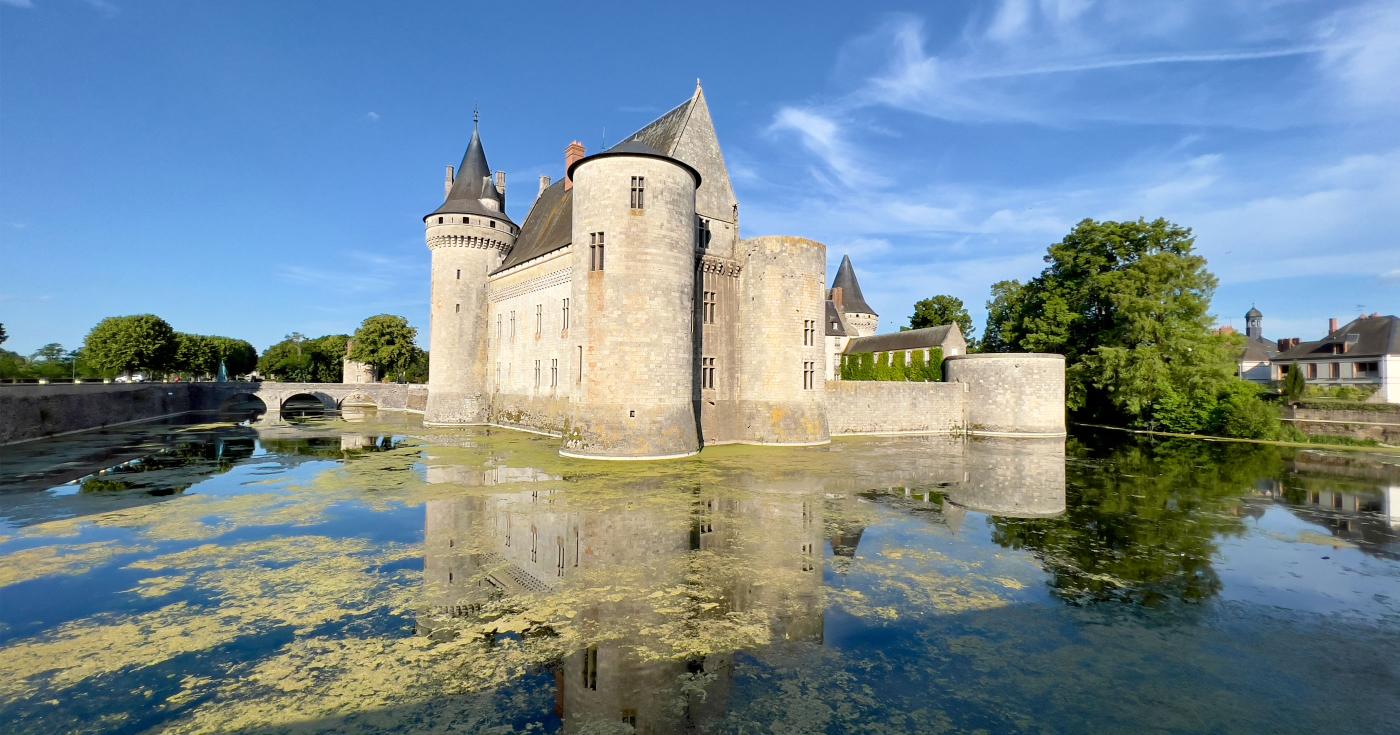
562, 141, 701, 459
423, 116, 517, 425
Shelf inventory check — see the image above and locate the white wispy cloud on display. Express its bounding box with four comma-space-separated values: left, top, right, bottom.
365, 111, 381, 122
0, 0, 35, 8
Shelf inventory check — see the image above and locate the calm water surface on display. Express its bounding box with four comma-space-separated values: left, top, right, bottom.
1, 413, 1397, 734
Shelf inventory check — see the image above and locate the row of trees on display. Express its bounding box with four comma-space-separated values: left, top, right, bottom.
3, 313, 427, 383
257, 315, 427, 383
979, 218, 1279, 439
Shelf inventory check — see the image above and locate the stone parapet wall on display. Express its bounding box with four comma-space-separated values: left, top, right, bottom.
825, 381, 966, 436
945, 354, 1066, 436
1282, 406, 1400, 444
0, 383, 193, 445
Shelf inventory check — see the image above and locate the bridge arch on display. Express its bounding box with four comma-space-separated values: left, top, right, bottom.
338, 392, 378, 410
218, 393, 268, 420
279, 392, 337, 418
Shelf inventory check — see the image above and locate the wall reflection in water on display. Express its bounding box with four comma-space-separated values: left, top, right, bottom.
419, 436, 1066, 733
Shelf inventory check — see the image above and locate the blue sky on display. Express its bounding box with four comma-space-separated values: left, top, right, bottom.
2, 0, 1396, 356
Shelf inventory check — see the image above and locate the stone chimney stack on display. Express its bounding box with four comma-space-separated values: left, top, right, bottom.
1328, 317, 1339, 334
564, 141, 586, 191
444, 165, 455, 198
539, 175, 551, 196
495, 171, 506, 198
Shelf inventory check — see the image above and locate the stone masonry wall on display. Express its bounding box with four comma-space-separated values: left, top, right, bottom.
945, 354, 1066, 436
0, 383, 192, 445
825, 381, 967, 436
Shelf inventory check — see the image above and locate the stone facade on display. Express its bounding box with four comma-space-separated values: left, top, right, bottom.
423, 85, 1066, 458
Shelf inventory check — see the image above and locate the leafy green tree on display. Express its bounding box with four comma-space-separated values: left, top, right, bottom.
907, 294, 975, 347
403, 350, 429, 384
82, 315, 177, 377
350, 315, 422, 382
310, 334, 350, 382
1282, 365, 1306, 403
256, 333, 344, 382
27, 343, 74, 381
209, 337, 258, 377
174, 333, 218, 378
982, 218, 1256, 433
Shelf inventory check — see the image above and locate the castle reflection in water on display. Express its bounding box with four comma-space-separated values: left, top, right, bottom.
417, 436, 1066, 734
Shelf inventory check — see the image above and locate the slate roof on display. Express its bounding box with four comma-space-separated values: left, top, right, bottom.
566, 138, 701, 186
825, 300, 849, 337
831, 255, 876, 315
1274, 315, 1400, 361
625, 97, 694, 155
1246, 306, 1263, 318
844, 325, 959, 354
1241, 335, 1277, 362
428, 122, 516, 224
493, 178, 572, 273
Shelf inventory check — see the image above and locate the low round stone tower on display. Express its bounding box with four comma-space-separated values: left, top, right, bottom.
562, 141, 701, 459
737, 236, 830, 446
944, 353, 1065, 436
423, 117, 517, 425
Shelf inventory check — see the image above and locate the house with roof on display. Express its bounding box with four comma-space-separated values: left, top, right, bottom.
1271, 314, 1400, 403
1237, 306, 1279, 384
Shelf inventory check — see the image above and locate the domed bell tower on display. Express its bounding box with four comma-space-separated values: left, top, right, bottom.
423, 112, 518, 425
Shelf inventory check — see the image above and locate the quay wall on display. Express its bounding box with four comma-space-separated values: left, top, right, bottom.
1282, 405, 1400, 445
1, 382, 428, 445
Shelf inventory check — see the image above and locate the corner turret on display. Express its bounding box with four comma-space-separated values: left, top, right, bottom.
423, 112, 519, 425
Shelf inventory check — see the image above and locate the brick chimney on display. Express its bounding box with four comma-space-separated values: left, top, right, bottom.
830, 287, 845, 312
1277, 337, 1300, 351
1328, 317, 1339, 334
564, 141, 586, 191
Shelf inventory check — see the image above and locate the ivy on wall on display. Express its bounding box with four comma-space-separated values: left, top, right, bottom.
840, 348, 943, 382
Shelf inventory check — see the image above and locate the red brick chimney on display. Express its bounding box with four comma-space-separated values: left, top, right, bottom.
830, 286, 845, 312
1328, 317, 1339, 334
564, 141, 585, 191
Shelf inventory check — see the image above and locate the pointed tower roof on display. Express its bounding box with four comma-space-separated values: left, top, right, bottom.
427, 114, 514, 223
831, 255, 876, 315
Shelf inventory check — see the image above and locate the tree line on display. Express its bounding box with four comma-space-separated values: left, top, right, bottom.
0, 313, 427, 383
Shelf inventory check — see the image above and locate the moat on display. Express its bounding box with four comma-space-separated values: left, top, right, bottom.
1, 414, 1397, 734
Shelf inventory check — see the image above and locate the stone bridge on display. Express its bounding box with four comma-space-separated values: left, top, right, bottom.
193, 382, 428, 415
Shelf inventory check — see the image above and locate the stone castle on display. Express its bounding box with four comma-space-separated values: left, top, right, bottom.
423, 84, 1064, 458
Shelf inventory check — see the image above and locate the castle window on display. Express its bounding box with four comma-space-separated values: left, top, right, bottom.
535, 304, 543, 337
455, 303, 460, 313
562, 298, 570, 332
582, 647, 598, 690
802, 361, 816, 390
497, 314, 502, 341
630, 176, 645, 209
510, 311, 516, 340
696, 217, 711, 249
456, 269, 461, 280
462, 217, 467, 224
438, 217, 443, 224
489, 220, 496, 228
701, 356, 716, 390
534, 360, 541, 388
702, 290, 717, 324
589, 232, 605, 271
621, 710, 637, 728
577, 345, 583, 383
551, 358, 558, 388
803, 319, 815, 346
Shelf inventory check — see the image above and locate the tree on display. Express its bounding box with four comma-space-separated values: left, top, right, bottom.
982, 218, 1255, 433
82, 315, 177, 377
28, 342, 74, 381
350, 315, 422, 382
907, 295, 975, 346
208, 337, 258, 377
0, 322, 7, 346
256, 333, 342, 382
1282, 364, 1306, 404
174, 333, 219, 378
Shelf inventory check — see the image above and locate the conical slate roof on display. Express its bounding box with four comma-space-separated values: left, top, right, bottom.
831, 255, 876, 316
427, 118, 514, 223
